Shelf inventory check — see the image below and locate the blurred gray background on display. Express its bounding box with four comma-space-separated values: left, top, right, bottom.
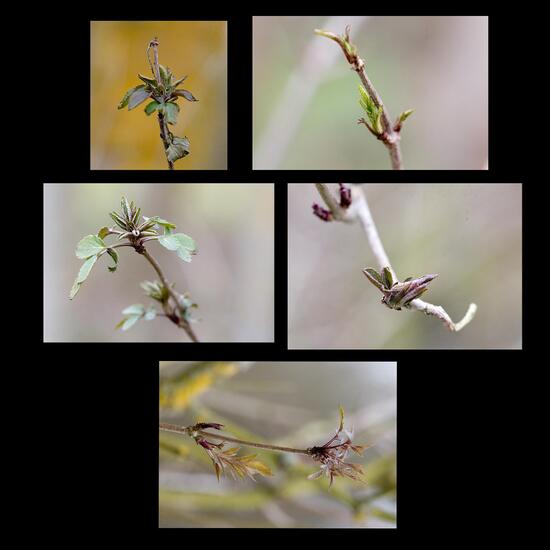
160, 361, 396, 528
44, 184, 274, 342
288, 184, 522, 349
254, 16, 488, 170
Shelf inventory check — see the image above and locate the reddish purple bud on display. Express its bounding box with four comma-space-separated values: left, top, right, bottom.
197, 438, 222, 450
196, 422, 224, 431
312, 203, 333, 221
339, 184, 352, 209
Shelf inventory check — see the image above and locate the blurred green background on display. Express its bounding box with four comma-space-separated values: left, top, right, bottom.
43, 184, 273, 342
91, 21, 227, 169
288, 184, 522, 349
159, 361, 396, 528
253, 16, 488, 170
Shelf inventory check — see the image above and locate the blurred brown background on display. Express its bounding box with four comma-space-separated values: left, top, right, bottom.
44, 184, 273, 342
160, 361, 396, 528
254, 16, 488, 170
288, 184, 522, 349
91, 21, 227, 169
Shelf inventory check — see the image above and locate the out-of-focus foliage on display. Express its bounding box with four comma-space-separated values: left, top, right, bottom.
253, 16, 488, 169
288, 184, 522, 349
43, 184, 274, 342
159, 361, 397, 528
91, 21, 227, 169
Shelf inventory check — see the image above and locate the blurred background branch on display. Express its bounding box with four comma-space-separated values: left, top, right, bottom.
254, 16, 370, 169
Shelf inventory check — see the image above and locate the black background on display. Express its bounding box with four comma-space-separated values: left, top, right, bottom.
33, 5, 530, 536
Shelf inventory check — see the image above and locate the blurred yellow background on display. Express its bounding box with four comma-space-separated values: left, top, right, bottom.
254, 16, 488, 170
91, 21, 227, 169
44, 184, 273, 342
289, 184, 522, 349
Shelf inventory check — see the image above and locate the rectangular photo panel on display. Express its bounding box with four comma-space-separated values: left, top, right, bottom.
43, 183, 274, 342
91, 20, 227, 170
253, 16, 488, 170
288, 183, 522, 349
159, 361, 397, 528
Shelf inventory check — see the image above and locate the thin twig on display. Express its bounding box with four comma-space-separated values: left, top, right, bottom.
157, 113, 174, 170
159, 423, 310, 455
147, 37, 174, 170
315, 26, 405, 170
139, 246, 199, 342
316, 184, 477, 331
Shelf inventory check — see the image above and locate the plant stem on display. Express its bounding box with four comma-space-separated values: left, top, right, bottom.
157, 113, 174, 170
353, 63, 403, 170
147, 37, 174, 170
315, 27, 404, 170
158, 423, 311, 455
315, 184, 477, 331
139, 246, 199, 342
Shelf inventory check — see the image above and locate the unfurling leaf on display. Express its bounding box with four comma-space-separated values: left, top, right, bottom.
144, 100, 160, 115
363, 268, 386, 291
174, 89, 198, 102
164, 102, 180, 125
127, 87, 151, 110
338, 405, 345, 432
75, 235, 106, 259
381, 267, 394, 289
398, 109, 414, 123
158, 232, 196, 262
159, 65, 172, 87
122, 304, 146, 316
97, 227, 110, 240
106, 248, 118, 272
359, 84, 383, 135
171, 75, 187, 87
138, 73, 158, 87
242, 459, 273, 477
165, 136, 190, 163
69, 255, 98, 300
142, 216, 177, 231
118, 85, 146, 110
373, 106, 384, 135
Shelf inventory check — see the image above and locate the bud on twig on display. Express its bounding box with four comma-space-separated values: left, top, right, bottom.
363, 266, 438, 310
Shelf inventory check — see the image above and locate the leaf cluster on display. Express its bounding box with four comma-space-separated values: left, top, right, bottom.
117, 41, 198, 165
70, 197, 198, 332
363, 267, 437, 310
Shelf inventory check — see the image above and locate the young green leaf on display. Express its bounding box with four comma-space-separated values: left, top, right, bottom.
373, 106, 384, 135
165, 136, 190, 163
128, 87, 152, 110
363, 267, 385, 290
142, 216, 176, 231
138, 73, 158, 87
122, 304, 145, 316
144, 306, 157, 321
76, 235, 106, 259
164, 102, 180, 125
398, 109, 414, 123
69, 255, 98, 300
171, 75, 187, 87
116, 314, 141, 331
158, 232, 196, 262
97, 227, 110, 240
174, 89, 198, 102
159, 65, 172, 87
381, 267, 394, 289
121, 197, 131, 221
144, 100, 160, 115
106, 248, 118, 272
118, 85, 146, 110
